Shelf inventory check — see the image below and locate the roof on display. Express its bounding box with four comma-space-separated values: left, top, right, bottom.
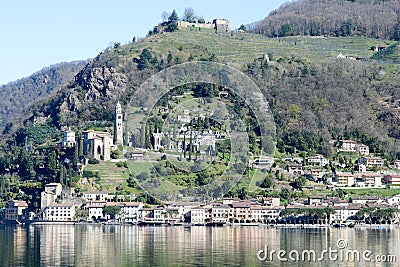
11, 200, 28, 207
336, 172, 354, 177
122, 202, 143, 207
351, 196, 382, 200
333, 204, 362, 210
212, 204, 231, 209
339, 140, 356, 143
82, 191, 109, 195
308, 196, 324, 199
250, 205, 283, 210
231, 201, 251, 208
48, 203, 74, 207
362, 173, 383, 177
46, 183, 62, 186
86, 205, 105, 209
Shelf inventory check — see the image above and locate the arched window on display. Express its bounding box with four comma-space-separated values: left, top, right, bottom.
97, 145, 102, 155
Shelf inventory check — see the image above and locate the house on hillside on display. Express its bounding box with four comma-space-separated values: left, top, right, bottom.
356, 157, 384, 169
286, 165, 304, 176
62, 129, 76, 148
307, 155, 329, 167
360, 173, 383, 188
334, 172, 355, 187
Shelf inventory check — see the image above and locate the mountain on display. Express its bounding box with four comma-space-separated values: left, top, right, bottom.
0, 60, 87, 132
249, 0, 400, 40
0, 10, 398, 161
22, 24, 397, 159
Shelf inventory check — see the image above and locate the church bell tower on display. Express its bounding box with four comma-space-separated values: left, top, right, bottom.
114, 101, 123, 145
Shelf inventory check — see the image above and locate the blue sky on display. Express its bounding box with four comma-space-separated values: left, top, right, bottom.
0, 0, 287, 85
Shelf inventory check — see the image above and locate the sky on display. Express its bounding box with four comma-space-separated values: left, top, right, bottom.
0, 0, 287, 85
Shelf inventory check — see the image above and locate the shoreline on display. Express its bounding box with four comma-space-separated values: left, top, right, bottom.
4, 221, 397, 229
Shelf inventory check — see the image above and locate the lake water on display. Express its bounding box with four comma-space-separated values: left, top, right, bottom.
0, 224, 399, 267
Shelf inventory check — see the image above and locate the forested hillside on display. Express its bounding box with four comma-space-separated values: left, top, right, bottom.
0, 60, 87, 131
249, 0, 400, 40
23, 27, 400, 159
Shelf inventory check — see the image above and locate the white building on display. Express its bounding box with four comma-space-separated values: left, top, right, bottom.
211, 204, 232, 224
190, 206, 207, 225
62, 130, 76, 148
338, 140, 357, 152
41, 183, 63, 209
87, 202, 106, 221
120, 202, 144, 223
252, 156, 274, 169
307, 155, 329, 167
361, 173, 383, 188
42, 203, 75, 221
387, 194, 400, 205
331, 205, 361, 224
81, 191, 109, 201
250, 206, 282, 223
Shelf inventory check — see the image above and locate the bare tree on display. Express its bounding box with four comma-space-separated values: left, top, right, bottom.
161, 11, 170, 22
183, 7, 196, 23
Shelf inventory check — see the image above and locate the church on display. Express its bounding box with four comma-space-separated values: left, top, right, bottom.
63, 102, 124, 161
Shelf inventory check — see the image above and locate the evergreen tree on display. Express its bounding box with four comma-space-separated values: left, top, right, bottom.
239, 24, 247, 32
73, 144, 79, 167
48, 151, 57, 178
138, 48, 153, 70
78, 133, 84, 158
166, 10, 179, 32
168, 9, 178, 23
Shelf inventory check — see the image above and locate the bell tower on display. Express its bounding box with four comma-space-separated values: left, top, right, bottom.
114, 101, 123, 145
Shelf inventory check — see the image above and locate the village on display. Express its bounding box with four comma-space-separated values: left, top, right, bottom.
2, 99, 400, 227
4, 185, 400, 227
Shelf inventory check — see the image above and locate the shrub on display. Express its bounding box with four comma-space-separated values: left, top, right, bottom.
83, 170, 95, 178
88, 158, 99, 164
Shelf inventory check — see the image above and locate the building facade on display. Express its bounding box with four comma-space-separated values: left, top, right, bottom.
114, 101, 123, 145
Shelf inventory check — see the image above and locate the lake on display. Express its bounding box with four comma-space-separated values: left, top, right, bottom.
0, 224, 399, 266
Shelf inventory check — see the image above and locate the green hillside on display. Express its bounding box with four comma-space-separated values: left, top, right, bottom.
371, 42, 400, 63
2, 14, 400, 205
115, 27, 394, 64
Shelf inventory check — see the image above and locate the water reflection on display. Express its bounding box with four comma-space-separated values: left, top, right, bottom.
0, 225, 399, 266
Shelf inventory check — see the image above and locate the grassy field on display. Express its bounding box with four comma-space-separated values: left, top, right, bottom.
343, 188, 400, 199
84, 161, 129, 192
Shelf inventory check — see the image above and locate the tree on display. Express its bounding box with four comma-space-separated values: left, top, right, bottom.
47, 151, 57, 178
280, 23, 292, 37
168, 9, 179, 23
183, 7, 196, 22
136, 172, 150, 181
161, 11, 170, 22
294, 176, 307, 190
166, 10, 179, 32
239, 24, 247, 32
73, 145, 79, 167
287, 104, 300, 120
260, 176, 273, 188
103, 206, 121, 219
138, 48, 153, 70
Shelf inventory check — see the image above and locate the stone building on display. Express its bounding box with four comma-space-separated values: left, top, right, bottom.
213, 19, 230, 32
83, 130, 112, 161
114, 101, 123, 145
